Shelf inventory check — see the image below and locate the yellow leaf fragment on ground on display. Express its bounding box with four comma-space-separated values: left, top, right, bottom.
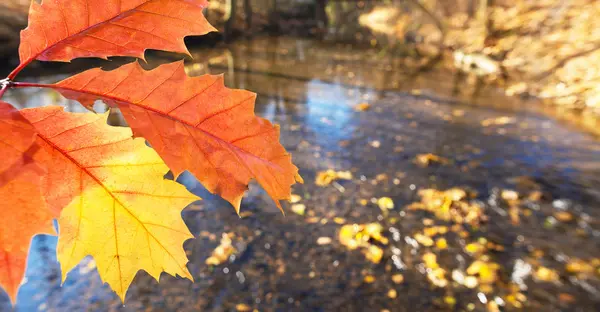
452, 109, 465, 117
554, 211, 575, 222
364, 275, 376, 283
467, 258, 500, 286
392, 274, 404, 284
333, 217, 346, 224
236, 303, 252, 312
414, 233, 434, 247
435, 238, 448, 250
354, 102, 371, 111
444, 296, 457, 306
206, 233, 236, 266
501, 190, 519, 201
415, 153, 449, 167
339, 223, 388, 263
291, 204, 306, 216
317, 237, 332, 245
481, 116, 516, 127
239, 211, 253, 218
535, 266, 560, 282
315, 169, 353, 186
465, 242, 485, 255
377, 197, 394, 211
408, 188, 487, 226
387, 289, 397, 299
290, 194, 302, 203
566, 258, 595, 274
421, 252, 448, 287
365, 245, 384, 264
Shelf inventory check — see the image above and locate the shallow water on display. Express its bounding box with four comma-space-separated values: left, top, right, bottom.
1, 36, 600, 311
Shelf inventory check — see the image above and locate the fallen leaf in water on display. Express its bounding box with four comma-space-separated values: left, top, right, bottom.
436, 238, 448, 250
377, 197, 395, 213
392, 274, 404, 284
501, 190, 519, 201
240, 211, 254, 218
566, 258, 595, 274
554, 211, 574, 222
444, 296, 457, 306
423, 252, 439, 269
535, 266, 560, 282
290, 194, 302, 203
414, 233, 434, 247
408, 188, 487, 226
291, 204, 306, 216
315, 169, 353, 186
317, 237, 332, 245
354, 103, 371, 111
364, 223, 389, 245
333, 217, 346, 224
339, 223, 388, 263
415, 154, 449, 167
558, 293, 576, 303
236, 304, 252, 312
365, 245, 384, 264
481, 116, 516, 127
375, 173, 388, 181
465, 242, 485, 255
387, 289, 397, 299
422, 252, 448, 287
467, 258, 500, 286
206, 233, 236, 266
306, 217, 320, 224
364, 275, 376, 283
452, 109, 465, 117
528, 191, 543, 201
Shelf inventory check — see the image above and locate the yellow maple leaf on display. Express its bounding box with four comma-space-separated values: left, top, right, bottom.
21, 106, 200, 301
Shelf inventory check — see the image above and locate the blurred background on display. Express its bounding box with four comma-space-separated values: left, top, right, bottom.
1, 0, 600, 311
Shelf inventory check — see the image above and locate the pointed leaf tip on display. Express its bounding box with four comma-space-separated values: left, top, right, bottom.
19, 0, 215, 66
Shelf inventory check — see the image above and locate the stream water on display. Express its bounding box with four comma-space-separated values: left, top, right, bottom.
1, 36, 599, 311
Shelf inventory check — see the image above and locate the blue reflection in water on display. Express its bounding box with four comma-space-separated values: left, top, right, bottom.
16, 235, 59, 311
15, 234, 115, 311
304, 79, 357, 144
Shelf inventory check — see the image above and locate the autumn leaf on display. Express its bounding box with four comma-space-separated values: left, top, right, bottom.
0, 102, 54, 304
13, 0, 215, 78
20, 106, 200, 301
48, 61, 303, 213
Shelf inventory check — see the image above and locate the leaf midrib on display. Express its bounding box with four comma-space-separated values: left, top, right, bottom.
34, 130, 191, 289
51, 84, 288, 170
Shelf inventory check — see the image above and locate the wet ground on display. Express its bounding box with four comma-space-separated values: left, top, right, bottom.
1, 36, 600, 311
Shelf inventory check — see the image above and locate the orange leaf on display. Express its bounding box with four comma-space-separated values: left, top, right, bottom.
0, 102, 54, 304
18, 0, 214, 65
20, 106, 200, 301
51, 61, 303, 213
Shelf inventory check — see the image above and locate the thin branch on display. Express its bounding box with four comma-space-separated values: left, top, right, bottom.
0, 78, 10, 99
10, 81, 54, 89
